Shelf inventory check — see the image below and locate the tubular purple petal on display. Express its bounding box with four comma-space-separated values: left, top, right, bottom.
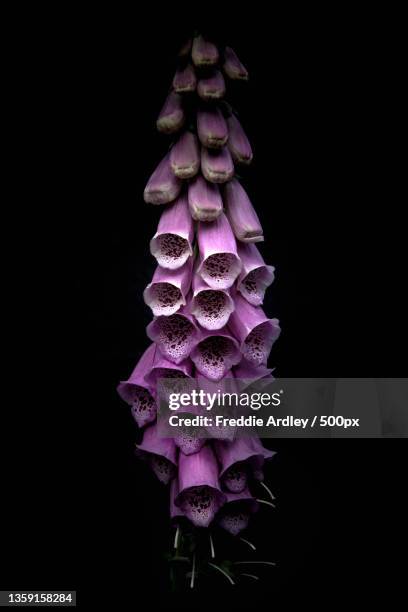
170, 131, 200, 179
156, 91, 185, 134
201, 146, 234, 184
188, 175, 223, 221
215, 438, 276, 491
144, 152, 182, 205
146, 306, 199, 364
197, 212, 242, 289
117, 343, 157, 428
217, 489, 258, 536
191, 264, 234, 329
135, 424, 177, 484
197, 107, 228, 149
191, 35, 219, 67
190, 327, 241, 381
226, 114, 253, 165
175, 445, 226, 527
223, 46, 249, 81
237, 243, 275, 305
150, 195, 194, 269
229, 292, 280, 365
173, 63, 197, 93
224, 179, 263, 243
143, 257, 193, 316
197, 70, 226, 100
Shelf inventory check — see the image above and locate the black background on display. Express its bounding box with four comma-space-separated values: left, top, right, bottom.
1, 6, 406, 610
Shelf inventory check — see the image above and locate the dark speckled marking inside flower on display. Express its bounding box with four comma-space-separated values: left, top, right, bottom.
218, 508, 250, 535
155, 233, 189, 267
195, 335, 234, 379
195, 289, 230, 328
243, 268, 261, 294
241, 267, 271, 304
152, 368, 190, 395
222, 462, 248, 493
244, 321, 271, 365
156, 314, 195, 361
149, 282, 182, 315
149, 454, 176, 484
180, 486, 219, 527
131, 387, 156, 427
175, 431, 205, 455
203, 253, 237, 287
